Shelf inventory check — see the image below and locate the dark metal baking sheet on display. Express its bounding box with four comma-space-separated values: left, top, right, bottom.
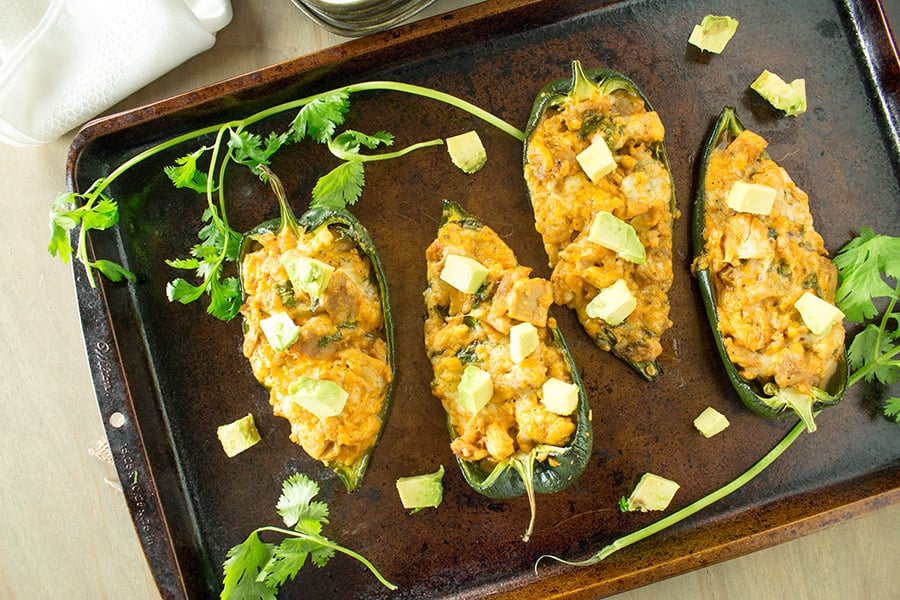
68, 0, 900, 598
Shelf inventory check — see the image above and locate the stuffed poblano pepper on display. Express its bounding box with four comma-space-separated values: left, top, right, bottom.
691, 106, 847, 432
239, 168, 394, 491
523, 60, 676, 381
424, 200, 592, 542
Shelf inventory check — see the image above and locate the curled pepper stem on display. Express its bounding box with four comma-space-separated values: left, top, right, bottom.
536, 419, 807, 570
508, 450, 539, 543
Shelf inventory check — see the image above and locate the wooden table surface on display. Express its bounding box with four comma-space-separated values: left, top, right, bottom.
1, 1, 898, 598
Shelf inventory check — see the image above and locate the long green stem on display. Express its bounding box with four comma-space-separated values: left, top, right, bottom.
257, 526, 397, 590
536, 419, 807, 569
68, 79, 524, 288
241, 81, 526, 142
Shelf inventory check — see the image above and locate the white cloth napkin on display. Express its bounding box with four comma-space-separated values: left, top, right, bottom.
0, 0, 233, 146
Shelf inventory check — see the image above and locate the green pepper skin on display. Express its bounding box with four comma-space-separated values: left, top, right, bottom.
429, 200, 592, 539
692, 106, 847, 431
239, 170, 394, 491
523, 61, 676, 382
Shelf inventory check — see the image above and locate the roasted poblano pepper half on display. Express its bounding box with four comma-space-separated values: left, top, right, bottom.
523, 60, 676, 381
424, 200, 592, 541
239, 168, 394, 491
692, 106, 847, 432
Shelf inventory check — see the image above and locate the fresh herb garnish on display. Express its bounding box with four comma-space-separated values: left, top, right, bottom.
51, 82, 524, 319
222, 472, 396, 598
833, 226, 900, 423
49, 189, 136, 286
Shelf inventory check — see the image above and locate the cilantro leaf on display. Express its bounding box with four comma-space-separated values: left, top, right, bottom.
834, 226, 900, 322
165, 148, 213, 193
275, 473, 329, 530
48, 193, 79, 262
311, 161, 365, 210
847, 324, 898, 385
330, 130, 394, 157
93, 259, 136, 283
229, 130, 285, 175
221, 531, 277, 600
289, 92, 350, 143
47, 191, 135, 284
80, 197, 120, 231
885, 397, 900, 424
165, 207, 242, 321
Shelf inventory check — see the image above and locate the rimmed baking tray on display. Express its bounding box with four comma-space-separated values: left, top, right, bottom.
67, 0, 900, 598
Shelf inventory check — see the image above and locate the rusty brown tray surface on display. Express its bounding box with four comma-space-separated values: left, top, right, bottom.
68, 0, 900, 598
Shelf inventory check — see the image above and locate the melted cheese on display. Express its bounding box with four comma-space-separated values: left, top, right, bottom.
424, 216, 576, 468
524, 86, 674, 366
240, 225, 391, 467
697, 129, 845, 394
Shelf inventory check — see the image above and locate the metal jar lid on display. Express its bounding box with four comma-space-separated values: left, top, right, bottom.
289, 0, 438, 36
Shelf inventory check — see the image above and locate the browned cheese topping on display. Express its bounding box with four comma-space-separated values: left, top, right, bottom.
241, 224, 391, 466
424, 217, 577, 469
524, 87, 675, 367
696, 129, 845, 395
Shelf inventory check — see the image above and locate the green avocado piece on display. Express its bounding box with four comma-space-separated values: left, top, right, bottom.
217, 413, 262, 457
287, 376, 348, 420
396, 465, 445, 513
587, 211, 646, 264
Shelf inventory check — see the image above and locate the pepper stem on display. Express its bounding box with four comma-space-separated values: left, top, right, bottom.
258, 165, 300, 236
569, 60, 597, 103
509, 450, 539, 542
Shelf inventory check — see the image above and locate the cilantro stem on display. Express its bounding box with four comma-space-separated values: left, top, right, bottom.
847, 278, 900, 388
334, 138, 445, 162
239, 81, 526, 142
536, 418, 807, 569
61, 79, 524, 290
257, 526, 397, 590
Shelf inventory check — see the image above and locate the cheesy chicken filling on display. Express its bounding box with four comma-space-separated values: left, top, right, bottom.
424, 211, 578, 470
524, 85, 674, 370
697, 129, 845, 395
241, 223, 391, 467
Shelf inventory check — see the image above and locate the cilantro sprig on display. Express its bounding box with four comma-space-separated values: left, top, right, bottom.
222, 473, 396, 598
833, 226, 900, 423
50, 81, 524, 320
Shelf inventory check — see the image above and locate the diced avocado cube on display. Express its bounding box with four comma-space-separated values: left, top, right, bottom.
540, 377, 579, 416
281, 253, 334, 301
217, 413, 261, 458
751, 70, 807, 117
446, 130, 487, 174
287, 376, 348, 420
585, 279, 637, 325
260, 311, 301, 352
440, 254, 489, 294
509, 322, 539, 364
458, 365, 493, 414
576, 135, 617, 182
621, 472, 680, 512
587, 211, 646, 264
726, 180, 777, 215
396, 465, 445, 513
693, 406, 730, 438
794, 291, 844, 335
688, 15, 739, 54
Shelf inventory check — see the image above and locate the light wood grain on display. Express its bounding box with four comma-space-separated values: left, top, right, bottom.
0, 2, 897, 599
